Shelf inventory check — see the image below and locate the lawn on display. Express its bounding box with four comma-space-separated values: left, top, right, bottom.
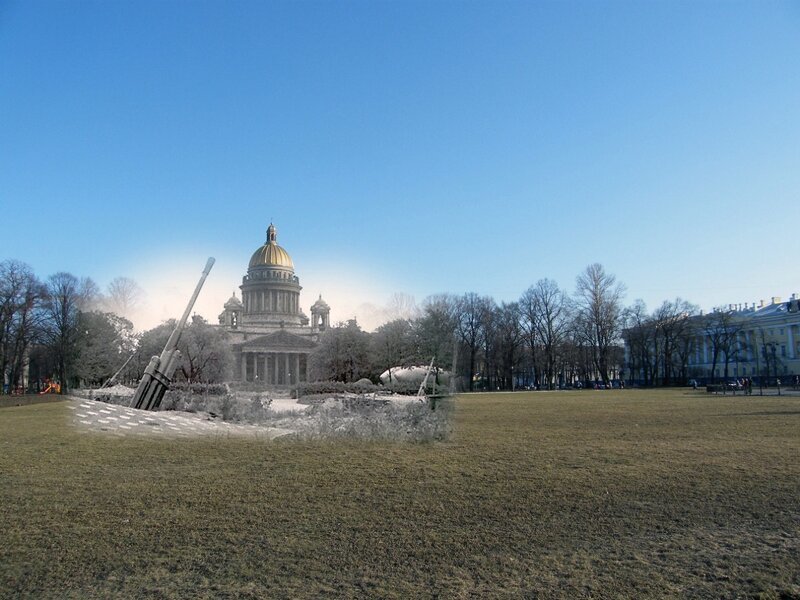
0, 394, 63, 409
1, 390, 798, 599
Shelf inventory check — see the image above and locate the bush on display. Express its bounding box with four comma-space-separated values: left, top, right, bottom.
295, 393, 338, 405
156, 389, 286, 425
293, 381, 348, 398
227, 381, 277, 393
382, 380, 443, 396
169, 383, 229, 396
294, 397, 453, 443
244, 394, 272, 422
293, 380, 384, 399
350, 380, 378, 394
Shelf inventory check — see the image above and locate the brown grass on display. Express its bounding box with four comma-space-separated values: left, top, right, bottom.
0, 394, 64, 409
1, 389, 798, 598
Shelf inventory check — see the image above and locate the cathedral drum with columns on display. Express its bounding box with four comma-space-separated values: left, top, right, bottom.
218, 223, 330, 384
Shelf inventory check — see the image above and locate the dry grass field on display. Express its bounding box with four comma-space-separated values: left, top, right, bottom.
1, 389, 798, 599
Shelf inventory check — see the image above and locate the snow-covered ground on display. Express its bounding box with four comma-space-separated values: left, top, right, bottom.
67, 397, 293, 439
68, 387, 440, 441
255, 397, 310, 414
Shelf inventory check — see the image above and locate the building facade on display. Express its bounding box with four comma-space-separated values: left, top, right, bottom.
218, 223, 331, 384
625, 295, 800, 385
686, 296, 800, 382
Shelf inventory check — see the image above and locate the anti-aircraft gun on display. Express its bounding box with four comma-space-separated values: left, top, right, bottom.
131, 257, 215, 411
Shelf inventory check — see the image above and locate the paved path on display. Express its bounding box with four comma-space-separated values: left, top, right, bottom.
67, 397, 294, 440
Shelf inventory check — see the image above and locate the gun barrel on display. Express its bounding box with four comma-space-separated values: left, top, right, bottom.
131, 258, 215, 411
161, 257, 215, 355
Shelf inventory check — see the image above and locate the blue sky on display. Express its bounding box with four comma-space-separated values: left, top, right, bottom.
1, 1, 799, 329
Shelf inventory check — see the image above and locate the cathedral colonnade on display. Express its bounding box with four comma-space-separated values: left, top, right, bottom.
239, 350, 308, 385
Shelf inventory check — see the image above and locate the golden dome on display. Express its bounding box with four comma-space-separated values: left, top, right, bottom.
248, 223, 295, 270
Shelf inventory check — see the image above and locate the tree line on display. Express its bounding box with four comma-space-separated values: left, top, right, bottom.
310, 263, 629, 390
0, 259, 230, 394
623, 298, 787, 386
5, 255, 763, 394
0, 260, 114, 393
310, 264, 777, 389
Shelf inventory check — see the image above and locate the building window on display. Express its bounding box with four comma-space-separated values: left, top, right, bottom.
781, 345, 786, 357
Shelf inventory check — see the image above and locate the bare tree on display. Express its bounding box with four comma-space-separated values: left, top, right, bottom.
623, 300, 654, 385
481, 300, 499, 390
78, 277, 102, 311
135, 317, 230, 384
701, 308, 743, 383
42, 273, 83, 393
455, 292, 492, 391
413, 294, 459, 387
384, 292, 419, 322
74, 312, 136, 386
134, 320, 174, 381
673, 319, 698, 384
309, 319, 372, 382
518, 289, 541, 388
566, 315, 596, 386
371, 318, 414, 382
520, 279, 572, 390
0, 260, 47, 392
105, 276, 144, 319
753, 328, 782, 387
574, 264, 625, 385
179, 316, 233, 383
651, 298, 698, 385
490, 302, 523, 390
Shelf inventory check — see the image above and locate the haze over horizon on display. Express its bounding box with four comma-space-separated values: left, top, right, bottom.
2, 1, 798, 331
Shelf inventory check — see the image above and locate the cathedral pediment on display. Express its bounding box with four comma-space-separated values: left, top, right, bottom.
236, 329, 317, 351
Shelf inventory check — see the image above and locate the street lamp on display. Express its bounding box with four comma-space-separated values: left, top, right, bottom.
770, 343, 780, 396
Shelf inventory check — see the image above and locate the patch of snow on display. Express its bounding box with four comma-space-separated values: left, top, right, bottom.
95, 384, 135, 397
269, 398, 310, 414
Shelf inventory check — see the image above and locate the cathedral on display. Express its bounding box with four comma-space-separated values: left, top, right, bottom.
218, 223, 330, 384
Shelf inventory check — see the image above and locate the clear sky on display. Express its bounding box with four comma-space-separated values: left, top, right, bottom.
1, 1, 799, 330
